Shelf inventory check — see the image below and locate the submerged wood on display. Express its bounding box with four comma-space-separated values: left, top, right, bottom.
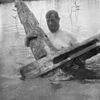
20, 33, 100, 79
34, 34, 100, 78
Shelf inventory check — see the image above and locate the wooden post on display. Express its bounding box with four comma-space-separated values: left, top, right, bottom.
15, 0, 57, 60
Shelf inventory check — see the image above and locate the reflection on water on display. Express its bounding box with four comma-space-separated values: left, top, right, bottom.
1, 0, 100, 100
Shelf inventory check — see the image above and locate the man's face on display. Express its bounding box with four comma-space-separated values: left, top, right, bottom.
47, 14, 60, 33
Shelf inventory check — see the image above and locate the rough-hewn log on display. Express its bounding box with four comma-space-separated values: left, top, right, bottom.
32, 34, 100, 79
20, 33, 100, 79
15, 0, 57, 60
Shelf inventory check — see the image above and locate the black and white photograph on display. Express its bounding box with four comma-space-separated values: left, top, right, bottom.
1, 0, 100, 100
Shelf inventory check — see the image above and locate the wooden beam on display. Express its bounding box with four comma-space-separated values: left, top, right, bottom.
15, 0, 57, 60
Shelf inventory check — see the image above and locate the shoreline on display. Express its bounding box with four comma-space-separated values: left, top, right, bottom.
0, 0, 38, 4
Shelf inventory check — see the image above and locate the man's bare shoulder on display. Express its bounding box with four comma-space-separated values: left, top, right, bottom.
60, 29, 78, 45
60, 29, 75, 38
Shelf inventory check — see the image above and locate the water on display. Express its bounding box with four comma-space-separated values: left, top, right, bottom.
1, 0, 100, 100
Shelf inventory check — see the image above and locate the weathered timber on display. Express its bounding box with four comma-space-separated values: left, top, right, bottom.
20, 33, 100, 79
15, 0, 57, 60
39, 34, 100, 77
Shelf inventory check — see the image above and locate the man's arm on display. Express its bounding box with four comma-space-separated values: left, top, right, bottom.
37, 26, 59, 52
68, 33, 79, 48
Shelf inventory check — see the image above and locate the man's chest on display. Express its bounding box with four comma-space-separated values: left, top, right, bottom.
50, 35, 71, 50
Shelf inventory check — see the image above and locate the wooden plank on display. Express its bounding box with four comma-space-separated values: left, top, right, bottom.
34, 36, 100, 77
20, 34, 100, 78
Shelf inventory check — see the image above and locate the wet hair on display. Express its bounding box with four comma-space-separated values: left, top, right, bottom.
46, 10, 60, 20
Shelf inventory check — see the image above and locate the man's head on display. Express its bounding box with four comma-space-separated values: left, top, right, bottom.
46, 10, 60, 33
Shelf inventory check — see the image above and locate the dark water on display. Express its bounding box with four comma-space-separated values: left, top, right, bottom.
1, 0, 100, 100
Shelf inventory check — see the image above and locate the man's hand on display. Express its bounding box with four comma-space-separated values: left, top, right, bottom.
96, 41, 100, 46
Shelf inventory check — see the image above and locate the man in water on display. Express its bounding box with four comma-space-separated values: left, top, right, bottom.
46, 11, 98, 82
45, 10, 79, 81
46, 10, 77, 51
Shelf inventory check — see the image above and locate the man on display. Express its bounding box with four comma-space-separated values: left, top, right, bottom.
46, 10, 78, 51
45, 10, 79, 81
